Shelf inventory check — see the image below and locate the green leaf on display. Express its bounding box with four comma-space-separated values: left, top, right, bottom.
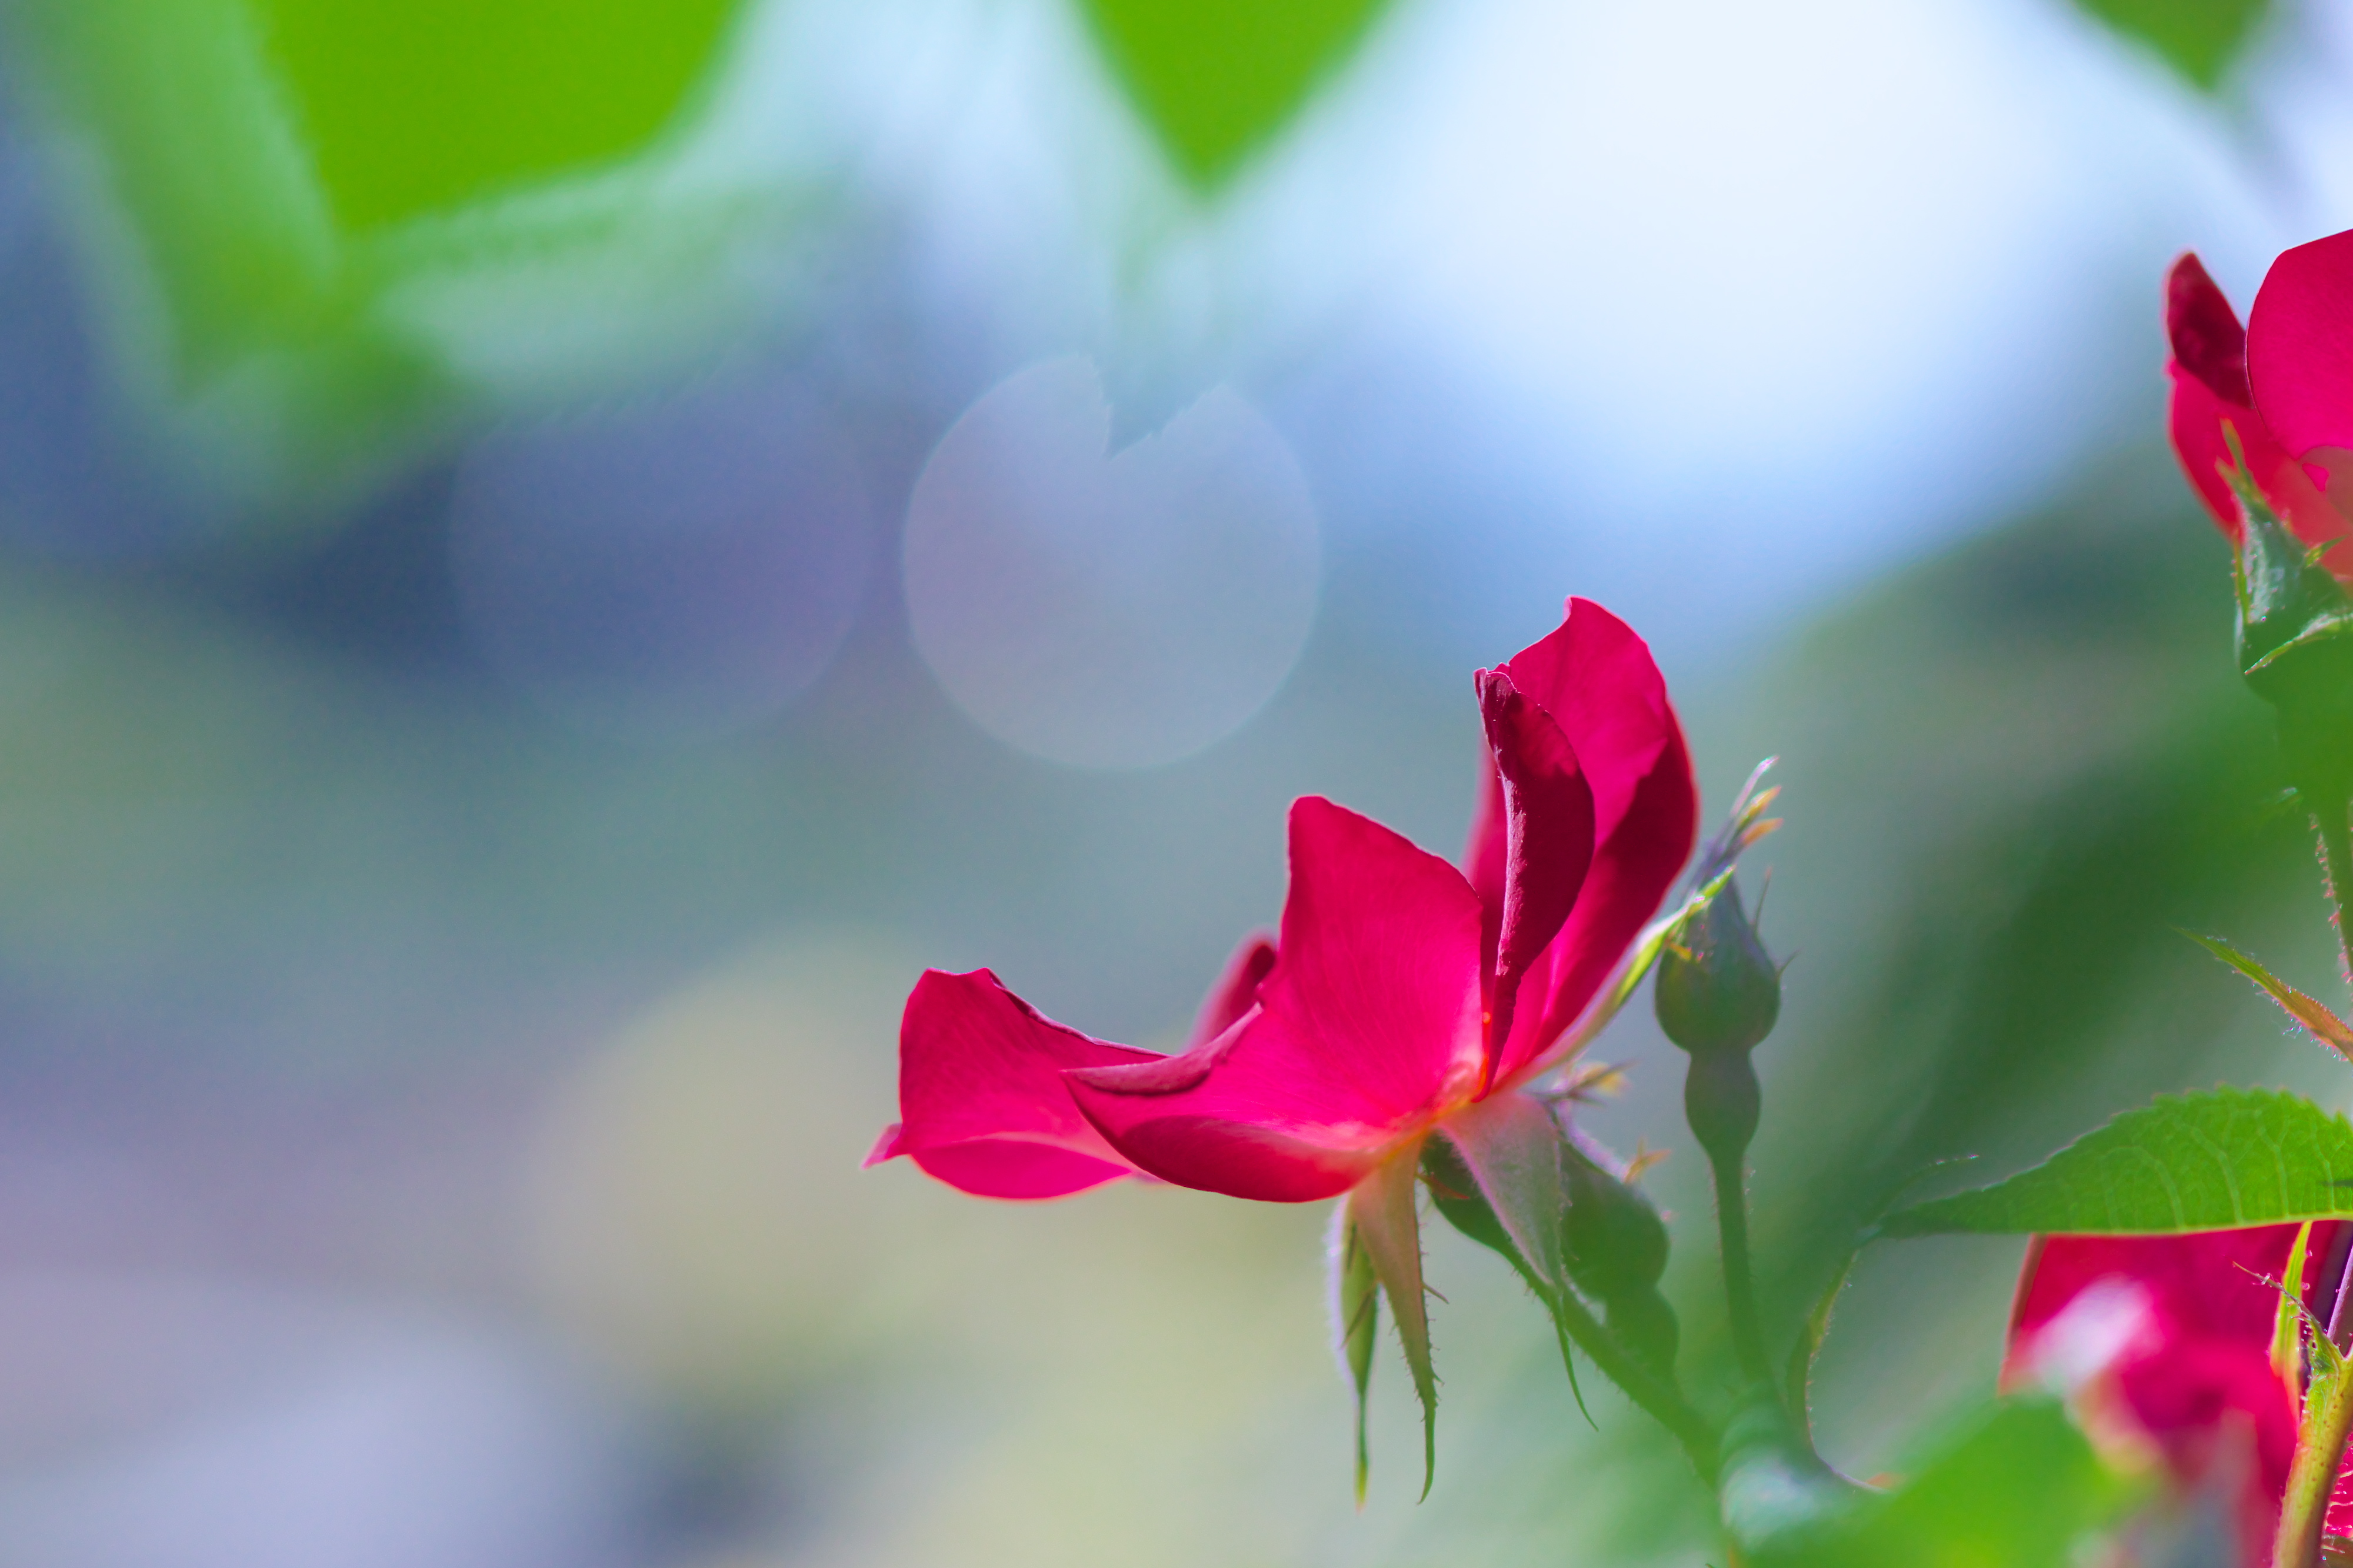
2184, 932, 2353, 1060
1075, 0, 1392, 187
1880, 1086, 2353, 1239
10, 0, 778, 510
248, 0, 744, 231
1749, 1399, 2127, 1568
1332, 1206, 1381, 1506
1785, 1250, 1855, 1449
2073, 0, 2272, 89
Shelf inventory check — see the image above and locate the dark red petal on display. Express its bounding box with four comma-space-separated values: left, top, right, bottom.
2168, 252, 2251, 406
1464, 749, 1507, 933
1066, 796, 1486, 1202
870, 968, 1157, 1200
1473, 667, 1595, 1083
1486, 601, 1698, 1085
2248, 228, 2353, 462
1188, 932, 1278, 1049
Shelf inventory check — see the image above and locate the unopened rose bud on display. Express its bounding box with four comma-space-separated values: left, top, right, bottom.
1561, 1150, 1669, 1301
1655, 876, 1780, 1057
1604, 1286, 1679, 1383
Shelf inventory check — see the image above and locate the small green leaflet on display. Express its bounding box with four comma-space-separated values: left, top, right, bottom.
2184, 932, 2353, 1061
1076, 0, 1392, 188
2073, 0, 2272, 89
1879, 1087, 2353, 1239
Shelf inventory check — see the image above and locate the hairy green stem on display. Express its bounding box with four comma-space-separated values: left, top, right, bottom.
1539, 1280, 1719, 1485
1712, 1153, 1773, 1388
2278, 1367, 2353, 1568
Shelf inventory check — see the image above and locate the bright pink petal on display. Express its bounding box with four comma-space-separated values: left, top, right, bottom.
909, 1140, 1141, 1199
1189, 932, 1277, 1049
1472, 668, 1595, 1084
2171, 361, 2262, 539
869, 968, 1157, 1200
1067, 796, 1487, 1202
2008, 1226, 2345, 1566
1488, 600, 1698, 1084
2009, 1229, 2315, 1347
2249, 229, 2353, 461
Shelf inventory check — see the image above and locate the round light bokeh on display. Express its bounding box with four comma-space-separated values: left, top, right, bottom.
902, 357, 1320, 770
449, 372, 872, 744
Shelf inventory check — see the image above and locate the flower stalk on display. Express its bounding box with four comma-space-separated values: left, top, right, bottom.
1658, 766, 1784, 1395
2277, 1337, 2353, 1568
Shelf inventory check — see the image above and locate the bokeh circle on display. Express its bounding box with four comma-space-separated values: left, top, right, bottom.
902, 357, 1320, 770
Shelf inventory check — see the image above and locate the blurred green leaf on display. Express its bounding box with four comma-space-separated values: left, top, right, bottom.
16, 0, 445, 446
2074, 0, 2271, 89
249, 0, 743, 231
1751, 1399, 2124, 1568
1881, 1086, 2353, 1238
1076, 0, 1390, 186
11, 0, 790, 513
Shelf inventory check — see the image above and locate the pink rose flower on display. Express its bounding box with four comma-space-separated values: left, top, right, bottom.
868, 596, 1696, 1202
867, 598, 1698, 1438
2007, 1226, 2353, 1563
2168, 236, 2353, 576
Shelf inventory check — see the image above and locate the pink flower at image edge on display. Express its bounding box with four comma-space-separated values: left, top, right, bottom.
2008, 1226, 2353, 1564
2167, 233, 2353, 575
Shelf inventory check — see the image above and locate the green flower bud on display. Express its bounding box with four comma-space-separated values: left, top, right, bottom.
1655, 875, 1780, 1056
1561, 1149, 1669, 1301
1602, 1285, 1679, 1383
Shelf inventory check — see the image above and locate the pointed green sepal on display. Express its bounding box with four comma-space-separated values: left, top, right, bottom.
2182, 930, 2353, 1060
2275, 1220, 2317, 1402
2222, 430, 2353, 722
1329, 1202, 1382, 1506
1347, 1145, 1437, 1499
1420, 1130, 1596, 1424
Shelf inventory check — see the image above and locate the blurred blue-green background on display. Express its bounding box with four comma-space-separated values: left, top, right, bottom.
0, 0, 2346, 1562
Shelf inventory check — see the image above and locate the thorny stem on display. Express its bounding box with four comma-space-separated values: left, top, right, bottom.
1712, 1152, 1773, 1389
2277, 1363, 2353, 1568
1538, 1278, 1720, 1486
